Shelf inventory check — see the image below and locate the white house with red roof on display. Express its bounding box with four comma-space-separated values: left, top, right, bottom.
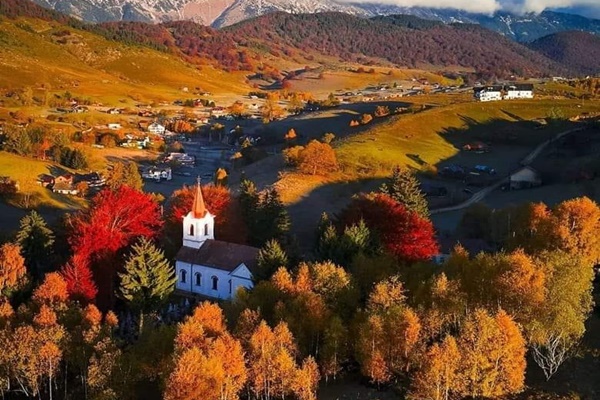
175, 182, 259, 299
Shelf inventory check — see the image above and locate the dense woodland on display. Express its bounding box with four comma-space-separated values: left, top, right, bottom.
0, 164, 598, 400
3, 0, 599, 78
528, 31, 600, 76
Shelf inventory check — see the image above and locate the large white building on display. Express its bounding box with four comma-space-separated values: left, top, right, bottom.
474, 84, 534, 102
175, 183, 259, 300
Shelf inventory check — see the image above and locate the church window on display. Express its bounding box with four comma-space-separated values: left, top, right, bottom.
189, 224, 194, 236
180, 270, 187, 284
204, 224, 209, 236
195, 273, 202, 286
211, 276, 218, 290
229, 279, 232, 294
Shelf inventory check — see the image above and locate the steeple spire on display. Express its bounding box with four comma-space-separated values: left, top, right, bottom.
192, 177, 207, 218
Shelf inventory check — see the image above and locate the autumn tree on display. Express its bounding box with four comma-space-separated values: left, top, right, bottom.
60, 254, 98, 303
16, 210, 55, 279
455, 309, 526, 398
69, 186, 163, 309
118, 238, 176, 333
298, 140, 338, 176
340, 193, 438, 262
105, 161, 143, 191
380, 166, 429, 218
0, 243, 27, 295
33, 272, 69, 307
529, 251, 594, 380
262, 93, 284, 123
410, 335, 461, 400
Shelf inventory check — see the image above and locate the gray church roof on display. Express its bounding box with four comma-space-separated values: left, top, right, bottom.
176, 240, 259, 273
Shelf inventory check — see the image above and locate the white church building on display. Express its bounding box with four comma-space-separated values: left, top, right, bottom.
175, 183, 259, 300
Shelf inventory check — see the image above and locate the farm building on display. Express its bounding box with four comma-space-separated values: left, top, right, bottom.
504, 84, 534, 100
509, 166, 542, 190
473, 85, 503, 102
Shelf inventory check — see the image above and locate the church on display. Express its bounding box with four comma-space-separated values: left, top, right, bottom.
175, 182, 259, 300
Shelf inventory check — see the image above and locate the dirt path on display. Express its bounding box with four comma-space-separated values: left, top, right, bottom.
431, 126, 585, 215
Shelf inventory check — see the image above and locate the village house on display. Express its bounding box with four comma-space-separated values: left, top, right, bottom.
37, 174, 55, 188
108, 123, 122, 130
148, 122, 166, 135
52, 174, 77, 195
509, 166, 542, 190
504, 84, 534, 100
142, 166, 172, 181
474, 84, 534, 102
106, 108, 122, 115
175, 183, 259, 299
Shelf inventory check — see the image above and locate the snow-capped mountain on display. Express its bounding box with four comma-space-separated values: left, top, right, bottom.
31, 0, 600, 41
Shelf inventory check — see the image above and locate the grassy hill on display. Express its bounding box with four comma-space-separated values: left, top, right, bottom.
0, 17, 251, 106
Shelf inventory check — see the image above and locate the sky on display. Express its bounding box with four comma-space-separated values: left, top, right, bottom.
342, 0, 600, 18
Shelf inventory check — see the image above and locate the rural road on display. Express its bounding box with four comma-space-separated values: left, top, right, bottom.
431, 126, 584, 215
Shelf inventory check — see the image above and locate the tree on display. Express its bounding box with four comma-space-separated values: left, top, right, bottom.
262, 93, 284, 123
60, 255, 98, 303
292, 356, 320, 400
249, 188, 290, 247
411, 336, 461, 400
118, 238, 176, 333
105, 161, 143, 191
33, 272, 68, 306
529, 251, 594, 380
455, 309, 526, 398
380, 166, 429, 218
0, 243, 27, 295
298, 140, 338, 176
340, 193, 438, 262
256, 239, 288, 281
16, 210, 54, 279
69, 186, 163, 309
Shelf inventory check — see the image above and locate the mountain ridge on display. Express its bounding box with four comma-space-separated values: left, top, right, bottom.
28, 0, 600, 42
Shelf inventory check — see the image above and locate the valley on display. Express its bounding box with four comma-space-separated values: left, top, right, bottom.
0, 1, 600, 400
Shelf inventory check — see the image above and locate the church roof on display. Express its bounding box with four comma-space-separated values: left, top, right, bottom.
192, 182, 207, 218
176, 240, 259, 273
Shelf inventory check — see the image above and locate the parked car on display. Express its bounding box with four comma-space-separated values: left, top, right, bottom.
474, 165, 496, 175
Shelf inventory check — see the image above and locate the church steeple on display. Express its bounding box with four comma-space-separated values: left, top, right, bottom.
182, 178, 215, 249
192, 178, 207, 218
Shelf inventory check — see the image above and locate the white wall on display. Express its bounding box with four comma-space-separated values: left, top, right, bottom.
175, 261, 253, 300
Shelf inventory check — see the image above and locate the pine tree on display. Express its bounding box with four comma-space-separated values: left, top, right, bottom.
16, 211, 54, 279
256, 239, 288, 281
118, 238, 176, 333
380, 166, 429, 218
261, 188, 291, 244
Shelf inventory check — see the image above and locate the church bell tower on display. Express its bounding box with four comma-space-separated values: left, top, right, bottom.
182, 180, 215, 249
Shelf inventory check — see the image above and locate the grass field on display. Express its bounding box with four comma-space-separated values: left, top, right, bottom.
335, 98, 600, 178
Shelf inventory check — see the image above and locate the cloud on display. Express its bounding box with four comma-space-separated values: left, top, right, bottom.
339, 0, 600, 16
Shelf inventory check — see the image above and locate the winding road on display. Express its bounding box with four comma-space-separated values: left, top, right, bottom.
431, 126, 584, 215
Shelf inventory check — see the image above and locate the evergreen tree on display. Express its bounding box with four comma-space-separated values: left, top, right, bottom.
260, 188, 291, 245
256, 239, 288, 281
380, 166, 429, 218
118, 238, 176, 333
16, 211, 54, 279
239, 178, 259, 226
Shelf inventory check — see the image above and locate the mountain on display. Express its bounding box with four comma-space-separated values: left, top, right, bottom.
528, 31, 600, 75
0, 0, 583, 79
29, 0, 600, 41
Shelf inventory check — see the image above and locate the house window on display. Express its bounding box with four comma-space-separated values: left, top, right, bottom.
180, 270, 187, 284
204, 224, 209, 236
189, 224, 194, 236
195, 273, 202, 286
229, 279, 232, 294
211, 276, 218, 291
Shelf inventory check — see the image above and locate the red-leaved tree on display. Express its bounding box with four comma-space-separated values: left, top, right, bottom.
339, 193, 438, 262
60, 254, 98, 304
69, 186, 163, 309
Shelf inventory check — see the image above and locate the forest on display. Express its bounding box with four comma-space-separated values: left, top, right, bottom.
0, 165, 597, 400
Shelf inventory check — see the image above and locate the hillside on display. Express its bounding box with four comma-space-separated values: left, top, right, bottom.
528, 31, 600, 76
225, 12, 567, 78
